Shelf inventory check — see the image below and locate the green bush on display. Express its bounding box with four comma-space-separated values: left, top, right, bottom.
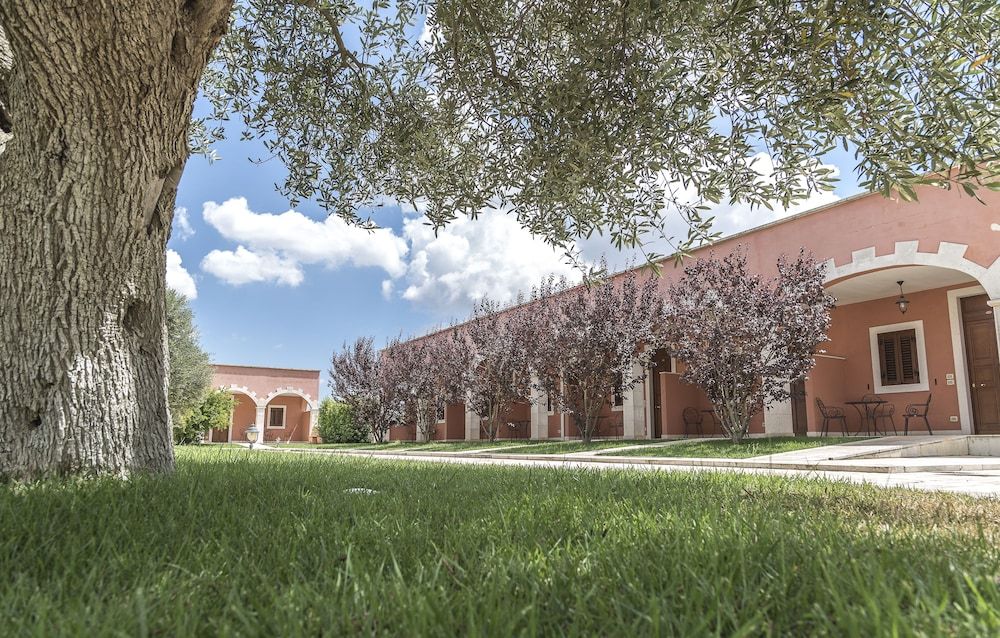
317, 398, 367, 443
165, 288, 213, 422
174, 389, 235, 444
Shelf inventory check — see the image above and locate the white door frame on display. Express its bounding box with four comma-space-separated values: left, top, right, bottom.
948, 284, 987, 433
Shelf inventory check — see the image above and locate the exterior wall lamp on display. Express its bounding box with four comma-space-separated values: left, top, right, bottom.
895, 280, 910, 315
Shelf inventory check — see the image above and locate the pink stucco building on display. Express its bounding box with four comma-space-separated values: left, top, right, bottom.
206, 364, 321, 443
392, 184, 1000, 441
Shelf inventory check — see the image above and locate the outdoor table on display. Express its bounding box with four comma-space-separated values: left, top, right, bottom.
844, 399, 888, 436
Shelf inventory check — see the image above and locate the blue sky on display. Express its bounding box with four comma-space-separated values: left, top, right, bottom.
169, 114, 864, 397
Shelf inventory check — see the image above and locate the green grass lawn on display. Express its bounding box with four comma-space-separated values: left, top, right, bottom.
608, 436, 867, 459
273, 440, 541, 452
489, 439, 670, 455
3, 447, 1000, 636
273, 441, 418, 450
407, 440, 542, 451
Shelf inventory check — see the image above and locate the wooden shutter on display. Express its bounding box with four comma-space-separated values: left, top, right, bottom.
879, 334, 898, 384
878, 329, 918, 386
268, 406, 284, 427
899, 331, 919, 383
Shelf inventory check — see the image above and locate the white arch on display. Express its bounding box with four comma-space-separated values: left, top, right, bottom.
221, 384, 260, 405
822, 240, 1000, 298
261, 387, 318, 411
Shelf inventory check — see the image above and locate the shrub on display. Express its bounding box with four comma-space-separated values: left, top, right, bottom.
317, 398, 367, 443
174, 390, 235, 445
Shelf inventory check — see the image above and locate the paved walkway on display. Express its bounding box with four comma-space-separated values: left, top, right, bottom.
267, 442, 1000, 498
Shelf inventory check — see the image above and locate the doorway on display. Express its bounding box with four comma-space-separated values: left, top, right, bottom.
649, 349, 672, 438
962, 294, 1000, 434
790, 378, 808, 436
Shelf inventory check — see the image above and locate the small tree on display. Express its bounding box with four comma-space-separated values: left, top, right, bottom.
665, 249, 833, 443
330, 337, 405, 443
465, 298, 535, 441
391, 330, 471, 441
316, 398, 366, 444
534, 270, 663, 443
166, 289, 213, 425
174, 389, 235, 445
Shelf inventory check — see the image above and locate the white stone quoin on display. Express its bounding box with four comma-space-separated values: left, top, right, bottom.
464, 402, 480, 441
763, 383, 795, 436
621, 363, 648, 439
529, 377, 548, 439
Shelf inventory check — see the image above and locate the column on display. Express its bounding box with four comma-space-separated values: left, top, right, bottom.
254, 405, 266, 445
991, 298, 1000, 365
621, 363, 647, 439
465, 401, 480, 441
529, 380, 548, 440
763, 383, 795, 436
309, 408, 318, 441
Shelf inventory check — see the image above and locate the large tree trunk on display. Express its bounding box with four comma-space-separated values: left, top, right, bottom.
0, 1, 231, 479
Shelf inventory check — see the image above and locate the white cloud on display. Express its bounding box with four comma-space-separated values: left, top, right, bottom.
173, 206, 194, 241
714, 154, 841, 234
200, 197, 409, 286
201, 246, 304, 286
393, 211, 581, 308
165, 250, 198, 299
381, 279, 395, 299
194, 153, 842, 303
418, 11, 436, 46
578, 153, 842, 268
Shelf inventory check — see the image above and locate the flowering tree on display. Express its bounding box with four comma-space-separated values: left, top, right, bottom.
329, 336, 405, 443
465, 298, 536, 441
534, 271, 664, 443
391, 330, 471, 441
665, 249, 833, 443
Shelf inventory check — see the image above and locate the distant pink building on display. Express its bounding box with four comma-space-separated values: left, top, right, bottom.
206, 364, 321, 444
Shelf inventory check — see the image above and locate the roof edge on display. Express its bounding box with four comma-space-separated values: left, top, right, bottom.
212, 363, 322, 375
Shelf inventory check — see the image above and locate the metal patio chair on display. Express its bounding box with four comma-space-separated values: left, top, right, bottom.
816, 398, 847, 437
903, 394, 933, 435
682, 407, 704, 438
874, 401, 897, 435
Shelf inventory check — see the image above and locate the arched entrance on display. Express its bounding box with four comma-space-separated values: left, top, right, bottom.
261, 391, 317, 443
206, 389, 257, 443
804, 257, 1000, 436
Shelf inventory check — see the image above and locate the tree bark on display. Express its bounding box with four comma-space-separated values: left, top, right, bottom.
0, 1, 231, 479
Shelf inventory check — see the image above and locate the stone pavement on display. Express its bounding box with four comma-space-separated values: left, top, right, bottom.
267, 439, 1000, 498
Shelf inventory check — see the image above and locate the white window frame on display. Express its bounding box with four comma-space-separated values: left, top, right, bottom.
266, 405, 287, 429
436, 402, 446, 424
868, 320, 929, 394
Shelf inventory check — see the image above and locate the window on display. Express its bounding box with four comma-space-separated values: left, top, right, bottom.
650, 348, 674, 373
546, 394, 553, 413
267, 405, 286, 429
436, 402, 446, 423
869, 321, 929, 394
612, 391, 624, 408
878, 329, 919, 386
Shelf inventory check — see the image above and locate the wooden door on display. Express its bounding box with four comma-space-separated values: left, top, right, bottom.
649, 349, 672, 438
962, 295, 1000, 434
790, 379, 808, 436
